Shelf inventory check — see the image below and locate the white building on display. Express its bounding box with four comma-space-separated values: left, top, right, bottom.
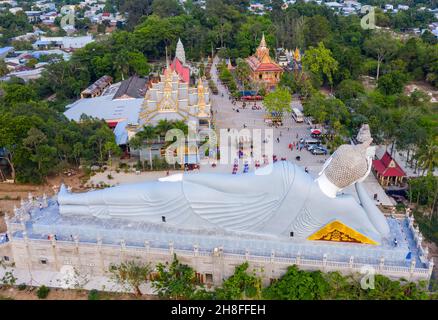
9, 7, 23, 14
398, 4, 409, 11
33, 35, 94, 50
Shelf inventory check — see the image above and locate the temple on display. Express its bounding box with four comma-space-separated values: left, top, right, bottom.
246, 34, 284, 90
373, 151, 406, 186
64, 39, 211, 147
135, 65, 211, 130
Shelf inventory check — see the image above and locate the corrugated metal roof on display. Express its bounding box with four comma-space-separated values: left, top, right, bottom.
64, 93, 143, 124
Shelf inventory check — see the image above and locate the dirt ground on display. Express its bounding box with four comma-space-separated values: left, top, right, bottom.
0, 286, 158, 300
405, 81, 438, 102
0, 170, 88, 232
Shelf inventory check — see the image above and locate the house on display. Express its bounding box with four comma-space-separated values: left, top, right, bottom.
9, 7, 23, 14
397, 5, 409, 11
81, 75, 113, 99
324, 2, 343, 11
0, 46, 14, 59
24, 11, 42, 23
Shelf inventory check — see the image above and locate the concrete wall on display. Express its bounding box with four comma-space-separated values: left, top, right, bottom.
1, 237, 432, 289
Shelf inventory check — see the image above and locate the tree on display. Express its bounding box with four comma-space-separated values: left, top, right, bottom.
363, 32, 399, 81
302, 42, 338, 90
234, 58, 250, 89
263, 87, 292, 117
0, 113, 34, 182
0, 59, 8, 77
151, 0, 184, 18
335, 79, 365, 102
40, 60, 90, 99
304, 15, 331, 48
416, 139, 438, 176
263, 265, 329, 300
0, 82, 37, 105
87, 126, 119, 164
23, 127, 57, 176
152, 254, 199, 299
110, 260, 152, 296
377, 71, 408, 95
215, 262, 262, 300
120, 0, 153, 30
155, 119, 174, 137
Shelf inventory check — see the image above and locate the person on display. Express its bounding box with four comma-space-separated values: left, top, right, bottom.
39, 203, 43, 211
373, 193, 378, 200
5, 234, 9, 242
277, 137, 280, 143
280, 131, 282, 137
70, 234, 74, 241
54, 235, 57, 241
296, 133, 299, 139
305, 167, 309, 173
166, 171, 169, 176
393, 238, 398, 247
288, 143, 292, 150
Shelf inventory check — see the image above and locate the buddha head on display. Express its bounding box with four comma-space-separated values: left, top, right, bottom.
317, 139, 375, 197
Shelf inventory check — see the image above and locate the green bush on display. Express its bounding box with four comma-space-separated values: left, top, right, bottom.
17, 283, 27, 291
88, 289, 100, 300
36, 285, 50, 299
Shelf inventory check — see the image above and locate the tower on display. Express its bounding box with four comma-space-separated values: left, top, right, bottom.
175, 38, 186, 65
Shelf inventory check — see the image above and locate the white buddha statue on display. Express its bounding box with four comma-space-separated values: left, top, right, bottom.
58, 138, 390, 245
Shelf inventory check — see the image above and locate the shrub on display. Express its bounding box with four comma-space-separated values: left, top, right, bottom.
107, 174, 113, 180
36, 285, 50, 299
88, 289, 100, 300
17, 283, 27, 291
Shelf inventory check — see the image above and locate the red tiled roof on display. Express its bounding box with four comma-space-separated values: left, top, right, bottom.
170, 57, 190, 83
246, 56, 283, 72
372, 151, 406, 177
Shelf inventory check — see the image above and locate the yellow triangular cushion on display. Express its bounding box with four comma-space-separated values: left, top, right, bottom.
308, 220, 378, 245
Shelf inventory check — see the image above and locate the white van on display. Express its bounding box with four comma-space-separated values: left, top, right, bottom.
292, 108, 304, 123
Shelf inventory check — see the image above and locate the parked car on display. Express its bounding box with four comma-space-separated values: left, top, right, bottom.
307, 144, 322, 151
311, 147, 328, 155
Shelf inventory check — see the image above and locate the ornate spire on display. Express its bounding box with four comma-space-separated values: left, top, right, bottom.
260, 33, 267, 48
294, 47, 301, 62
176, 37, 186, 65
165, 46, 169, 69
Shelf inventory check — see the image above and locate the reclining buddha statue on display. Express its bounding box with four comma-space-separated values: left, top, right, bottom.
58, 135, 390, 245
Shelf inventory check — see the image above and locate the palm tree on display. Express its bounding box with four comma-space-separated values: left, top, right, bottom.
129, 125, 157, 170
235, 58, 250, 90
171, 120, 188, 135
155, 119, 174, 138
416, 140, 438, 176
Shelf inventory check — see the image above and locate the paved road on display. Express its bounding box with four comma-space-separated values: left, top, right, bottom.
205, 56, 394, 206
